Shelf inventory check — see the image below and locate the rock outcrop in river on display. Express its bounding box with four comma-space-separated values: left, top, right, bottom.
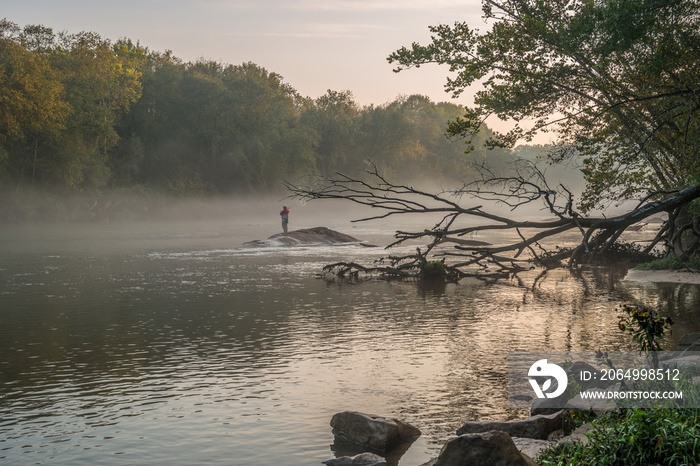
330, 411, 421, 454
243, 227, 365, 247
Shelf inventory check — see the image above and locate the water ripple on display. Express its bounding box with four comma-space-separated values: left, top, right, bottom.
1, 241, 699, 465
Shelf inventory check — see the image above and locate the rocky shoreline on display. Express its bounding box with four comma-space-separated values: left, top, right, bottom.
322, 333, 700, 466
311, 254, 700, 465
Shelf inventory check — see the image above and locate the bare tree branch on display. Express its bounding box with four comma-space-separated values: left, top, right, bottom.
285, 162, 700, 281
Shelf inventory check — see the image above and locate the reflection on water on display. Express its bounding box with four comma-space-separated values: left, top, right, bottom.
1, 223, 699, 465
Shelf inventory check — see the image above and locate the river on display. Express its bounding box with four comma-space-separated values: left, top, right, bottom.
1, 211, 699, 465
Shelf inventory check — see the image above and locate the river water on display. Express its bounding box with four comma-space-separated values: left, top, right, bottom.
1, 211, 699, 465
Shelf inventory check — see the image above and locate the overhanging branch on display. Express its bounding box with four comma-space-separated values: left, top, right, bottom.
285, 163, 700, 281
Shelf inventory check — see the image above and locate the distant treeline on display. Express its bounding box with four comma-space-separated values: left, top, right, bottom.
0, 19, 526, 196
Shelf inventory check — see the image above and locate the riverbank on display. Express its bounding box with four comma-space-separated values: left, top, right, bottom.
410, 270, 700, 465
623, 269, 700, 285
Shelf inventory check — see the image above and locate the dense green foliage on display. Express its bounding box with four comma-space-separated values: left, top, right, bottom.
538, 300, 698, 465
0, 19, 517, 198
636, 256, 700, 271
389, 0, 700, 212
539, 408, 700, 465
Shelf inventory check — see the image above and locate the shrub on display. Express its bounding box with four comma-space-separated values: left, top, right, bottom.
538, 408, 700, 465
636, 256, 700, 271
415, 255, 460, 282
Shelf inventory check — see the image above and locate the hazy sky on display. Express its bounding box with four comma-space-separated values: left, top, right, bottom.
4, 0, 486, 106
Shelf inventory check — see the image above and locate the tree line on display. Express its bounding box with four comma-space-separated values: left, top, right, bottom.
0, 19, 519, 197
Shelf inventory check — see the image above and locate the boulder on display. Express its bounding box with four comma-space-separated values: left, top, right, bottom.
511, 437, 555, 460
564, 387, 618, 414
243, 227, 362, 247
531, 396, 568, 416
677, 333, 700, 351
679, 341, 700, 356
558, 422, 594, 447
547, 428, 566, 440
660, 354, 700, 375
660, 351, 685, 362
322, 452, 387, 466
330, 411, 421, 454
456, 410, 564, 440
659, 334, 700, 362
433, 431, 537, 466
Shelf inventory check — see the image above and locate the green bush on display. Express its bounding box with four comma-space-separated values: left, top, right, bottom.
538, 408, 700, 465
419, 259, 448, 280
415, 255, 460, 282
636, 256, 700, 271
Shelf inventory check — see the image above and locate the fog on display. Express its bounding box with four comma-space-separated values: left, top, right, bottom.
0, 194, 394, 256
2, 159, 643, 258
0, 192, 551, 256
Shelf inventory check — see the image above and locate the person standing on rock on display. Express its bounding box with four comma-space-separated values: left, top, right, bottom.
280, 205, 290, 233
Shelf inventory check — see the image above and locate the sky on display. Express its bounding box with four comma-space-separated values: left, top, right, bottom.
4, 0, 487, 107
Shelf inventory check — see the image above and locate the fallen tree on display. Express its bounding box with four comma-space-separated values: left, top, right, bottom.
318, 0, 699, 283
285, 161, 700, 281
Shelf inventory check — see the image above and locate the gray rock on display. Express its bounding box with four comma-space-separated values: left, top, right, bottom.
244, 227, 362, 247
661, 354, 700, 375
660, 351, 684, 362
511, 437, 555, 460
547, 428, 565, 441
531, 396, 568, 416
681, 343, 700, 356
558, 422, 594, 446
677, 333, 700, 351
679, 342, 700, 357
434, 431, 537, 466
330, 411, 421, 454
456, 410, 564, 440
564, 387, 617, 414
322, 452, 387, 465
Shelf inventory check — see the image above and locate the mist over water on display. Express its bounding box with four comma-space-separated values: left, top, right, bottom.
1, 199, 699, 465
